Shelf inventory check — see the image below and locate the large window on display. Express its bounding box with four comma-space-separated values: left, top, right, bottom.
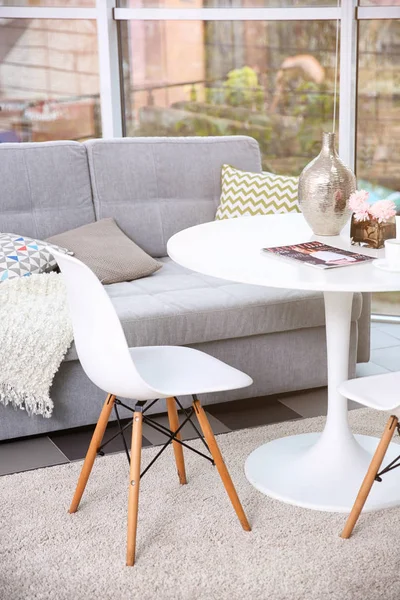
0, 17, 100, 142
121, 19, 338, 175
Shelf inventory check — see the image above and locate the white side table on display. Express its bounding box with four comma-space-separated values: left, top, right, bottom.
167, 213, 400, 512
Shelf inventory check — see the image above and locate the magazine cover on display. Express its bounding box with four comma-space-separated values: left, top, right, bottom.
262, 241, 374, 269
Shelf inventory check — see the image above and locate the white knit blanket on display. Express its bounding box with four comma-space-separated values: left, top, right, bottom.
0, 273, 73, 417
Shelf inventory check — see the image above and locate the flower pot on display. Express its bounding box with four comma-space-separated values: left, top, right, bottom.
350, 215, 396, 249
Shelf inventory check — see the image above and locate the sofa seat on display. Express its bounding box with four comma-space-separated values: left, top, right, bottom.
64, 257, 363, 362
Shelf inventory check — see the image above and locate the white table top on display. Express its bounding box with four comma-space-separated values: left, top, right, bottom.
167, 213, 400, 293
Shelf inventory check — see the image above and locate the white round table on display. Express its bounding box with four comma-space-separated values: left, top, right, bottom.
167, 213, 400, 513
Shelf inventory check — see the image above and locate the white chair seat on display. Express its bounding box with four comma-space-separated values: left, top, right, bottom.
338, 371, 400, 415
129, 345, 253, 398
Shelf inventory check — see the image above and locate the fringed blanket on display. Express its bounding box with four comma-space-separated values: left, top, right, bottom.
0, 273, 73, 417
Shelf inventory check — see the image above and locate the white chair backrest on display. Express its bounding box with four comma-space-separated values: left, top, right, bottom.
53, 251, 157, 400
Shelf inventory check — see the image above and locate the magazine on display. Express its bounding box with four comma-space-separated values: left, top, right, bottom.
262, 241, 374, 270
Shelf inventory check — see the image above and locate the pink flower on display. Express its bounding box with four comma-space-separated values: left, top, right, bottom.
369, 199, 397, 223
349, 190, 371, 221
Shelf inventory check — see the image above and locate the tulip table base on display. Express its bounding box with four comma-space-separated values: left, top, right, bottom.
244, 432, 400, 512
245, 291, 400, 513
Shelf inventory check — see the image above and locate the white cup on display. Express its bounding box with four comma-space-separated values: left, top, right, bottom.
385, 238, 400, 270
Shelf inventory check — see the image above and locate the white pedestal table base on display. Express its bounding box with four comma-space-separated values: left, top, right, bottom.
245, 432, 400, 512
245, 290, 400, 513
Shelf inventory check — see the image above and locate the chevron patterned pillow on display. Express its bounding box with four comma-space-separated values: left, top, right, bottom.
215, 164, 300, 220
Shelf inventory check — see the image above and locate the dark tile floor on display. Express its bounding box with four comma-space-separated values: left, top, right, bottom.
0, 321, 398, 477
0, 388, 331, 477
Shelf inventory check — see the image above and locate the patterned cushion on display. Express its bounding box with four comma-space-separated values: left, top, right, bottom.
215, 164, 300, 220
0, 233, 70, 283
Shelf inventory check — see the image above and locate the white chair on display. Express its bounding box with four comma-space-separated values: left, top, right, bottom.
339, 371, 400, 539
53, 251, 253, 566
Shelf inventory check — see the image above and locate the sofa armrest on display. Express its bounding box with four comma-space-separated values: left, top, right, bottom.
357, 292, 371, 363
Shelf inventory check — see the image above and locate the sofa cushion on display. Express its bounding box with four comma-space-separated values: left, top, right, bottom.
64, 257, 363, 362
84, 136, 262, 258
215, 165, 300, 219
0, 233, 70, 282
48, 218, 162, 284
0, 141, 95, 239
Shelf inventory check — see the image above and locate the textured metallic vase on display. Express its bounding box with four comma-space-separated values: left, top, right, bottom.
298, 132, 356, 236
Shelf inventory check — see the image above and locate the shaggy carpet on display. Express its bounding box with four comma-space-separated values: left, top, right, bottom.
1, 409, 399, 600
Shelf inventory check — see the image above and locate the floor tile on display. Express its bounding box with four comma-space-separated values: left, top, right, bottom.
374, 323, 400, 340
142, 411, 229, 446
371, 328, 400, 350
346, 399, 362, 411
50, 421, 152, 461
279, 388, 328, 418
371, 346, 400, 372
356, 361, 390, 377
280, 387, 361, 417
0, 436, 68, 476
206, 396, 300, 430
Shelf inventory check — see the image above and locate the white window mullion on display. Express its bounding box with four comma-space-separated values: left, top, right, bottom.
358, 6, 400, 20
96, 0, 123, 138
114, 7, 340, 21
0, 7, 97, 19
338, 0, 358, 170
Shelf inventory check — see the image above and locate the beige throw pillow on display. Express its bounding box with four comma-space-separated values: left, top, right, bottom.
47, 218, 162, 284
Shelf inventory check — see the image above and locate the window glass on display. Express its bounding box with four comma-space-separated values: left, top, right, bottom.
357, 20, 400, 315
0, 19, 101, 142
120, 19, 339, 176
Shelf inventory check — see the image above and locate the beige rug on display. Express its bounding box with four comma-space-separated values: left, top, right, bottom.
1, 409, 399, 600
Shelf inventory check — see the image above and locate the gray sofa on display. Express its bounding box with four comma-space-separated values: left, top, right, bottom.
0, 136, 370, 441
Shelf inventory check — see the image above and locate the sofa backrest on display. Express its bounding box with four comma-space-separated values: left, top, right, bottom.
0, 136, 261, 253
85, 136, 261, 257
0, 141, 95, 239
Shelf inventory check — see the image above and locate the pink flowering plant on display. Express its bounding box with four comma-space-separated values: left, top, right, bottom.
349, 190, 396, 223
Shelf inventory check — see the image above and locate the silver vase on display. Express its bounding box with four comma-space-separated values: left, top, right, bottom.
298, 132, 356, 236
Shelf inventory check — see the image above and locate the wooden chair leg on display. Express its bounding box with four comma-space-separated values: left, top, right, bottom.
126, 410, 143, 567
341, 415, 398, 539
166, 397, 187, 485
69, 394, 116, 514
192, 397, 251, 532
